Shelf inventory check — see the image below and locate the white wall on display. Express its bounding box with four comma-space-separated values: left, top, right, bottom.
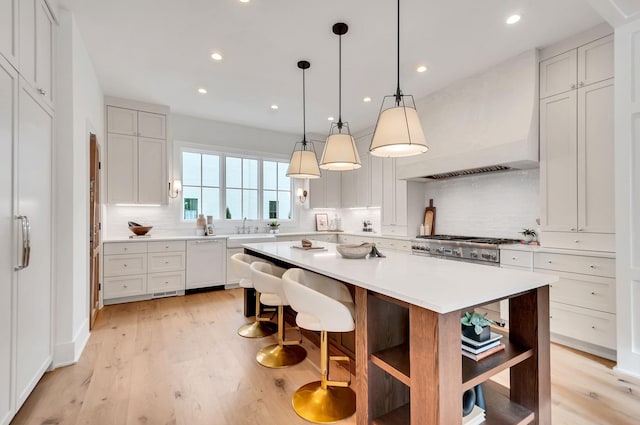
422, 169, 540, 239
53, 9, 104, 367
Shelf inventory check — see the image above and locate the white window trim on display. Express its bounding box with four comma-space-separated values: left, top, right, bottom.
173, 140, 293, 222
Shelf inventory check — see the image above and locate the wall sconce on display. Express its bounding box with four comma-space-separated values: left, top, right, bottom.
168, 179, 182, 199
297, 187, 308, 203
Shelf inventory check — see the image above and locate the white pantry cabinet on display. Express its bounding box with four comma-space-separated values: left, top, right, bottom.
0, 0, 18, 66
1, 53, 54, 425
106, 105, 167, 205
19, 0, 54, 108
381, 158, 408, 235
539, 34, 614, 252
309, 170, 342, 209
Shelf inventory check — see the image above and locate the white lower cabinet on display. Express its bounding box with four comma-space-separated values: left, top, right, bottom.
103, 240, 187, 304
186, 239, 226, 290
549, 302, 616, 350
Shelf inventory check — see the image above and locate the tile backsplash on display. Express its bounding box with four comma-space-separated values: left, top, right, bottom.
422, 169, 539, 239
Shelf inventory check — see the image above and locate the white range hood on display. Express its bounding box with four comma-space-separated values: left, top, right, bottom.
396, 50, 539, 181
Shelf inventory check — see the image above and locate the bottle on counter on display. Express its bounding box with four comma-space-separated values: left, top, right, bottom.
196, 214, 207, 236
206, 215, 215, 235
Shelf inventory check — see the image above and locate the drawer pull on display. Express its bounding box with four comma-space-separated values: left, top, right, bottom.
164, 281, 169, 284
591, 326, 596, 329
165, 261, 169, 264
123, 264, 128, 267
165, 245, 169, 248
570, 227, 576, 231
512, 256, 517, 260
578, 228, 584, 231
124, 247, 128, 251
548, 260, 552, 264
123, 284, 128, 288
589, 264, 595, 268
574, 240, 580, 243
591, 292, 596, 295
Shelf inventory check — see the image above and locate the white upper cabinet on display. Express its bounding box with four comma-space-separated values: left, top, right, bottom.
107, 106, 137, 135
369, 154, 383, 207
381, 158, 408, 232
577, 35, 614, 89
540, 35, 613, 99
310, 170, 342, 209
106, 104, 168, 204
0, 0, 18, 65
539, 50, 577, 99
341, 151, 370, 208
20, 0, 54, 107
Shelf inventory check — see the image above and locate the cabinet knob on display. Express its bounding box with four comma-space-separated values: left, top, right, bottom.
574, 240, 580, 243
591, 325, 596, 329
578, 228, 584, 232
550, 284, 553, 288
124, 247, 128, 251
512, 256, 517, 260
570, 227, 576, 231
165, 261, 169, 264
589, 264, 595, 268
571, 84, 576, 89
591, 291, 596, 295
579, 81, 585, 87
548, 260, 552, 263
123, 284, 128, 288
165, 281, 169, 284
123, 264, 128, 267
38, 88, 46, 95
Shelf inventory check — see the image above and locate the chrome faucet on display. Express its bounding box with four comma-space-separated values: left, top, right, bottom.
243, 217, 248, 234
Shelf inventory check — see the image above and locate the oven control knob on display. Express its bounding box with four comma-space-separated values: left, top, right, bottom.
491, 254, 497, 261
424, 247, 430, 252
435, 248, 443, 254
470, 251, 478, 258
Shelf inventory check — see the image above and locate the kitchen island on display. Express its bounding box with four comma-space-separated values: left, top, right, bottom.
243, 241, 558, 425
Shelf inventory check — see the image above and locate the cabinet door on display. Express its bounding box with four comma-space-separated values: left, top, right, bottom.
381, 159, 395, 225
395, 178, 408, 226
138, 137, 166, 204
577, 80, 614, 233
324, 171, 342, 208
186, 240, 226, 289
356, 152, 370, 207
577, 35, 613, 89
369, 154, 383, 207
138, 111, 166, 139
0, 0, 18, 65
539, 50, 577, 98
19, 0, 36, 84
540, 91, 578, 232
309, 174, 325, 209
107, 106, 137, 136
341, 167, 358, 208
34, 0, 53, 105
0, 54, 17, 425
16, 81, 53, 407
107, 133, 137, 204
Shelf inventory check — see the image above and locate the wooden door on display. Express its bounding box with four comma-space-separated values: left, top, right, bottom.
89, 134, 101, 329
539, 90, 578, 232
539, 49, 577, 98
577, 79, 614, 233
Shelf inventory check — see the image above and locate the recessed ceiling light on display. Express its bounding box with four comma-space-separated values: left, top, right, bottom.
363, 97, 371, 102
239, 0, 250, 2
328, 116, 334, 121
211, 52, 223, 61
506, 14, 521, 25
271, 104, 279, 110
416, 65, 428, 73
197, 88, 207, 94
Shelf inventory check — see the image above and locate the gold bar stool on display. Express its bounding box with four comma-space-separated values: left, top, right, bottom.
250, 262, 307, 368
282, 268, 356, 424
230, 253, 277, 338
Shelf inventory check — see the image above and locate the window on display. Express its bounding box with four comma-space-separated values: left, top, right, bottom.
263, 161, 291, 220
180, 149, 292, 221
182, 152, 221, 220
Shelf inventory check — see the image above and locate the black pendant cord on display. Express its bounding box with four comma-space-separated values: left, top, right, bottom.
302, 66, 307, 146
395, 0, 402, 105
337, 33, 343, 132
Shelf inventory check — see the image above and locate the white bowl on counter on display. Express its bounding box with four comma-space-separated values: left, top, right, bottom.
336, 243, 373, 259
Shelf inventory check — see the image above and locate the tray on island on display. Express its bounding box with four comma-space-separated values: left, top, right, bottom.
291, 245, 327, 251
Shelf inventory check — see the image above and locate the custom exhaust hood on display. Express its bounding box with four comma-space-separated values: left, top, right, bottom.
396, 50, 540, 181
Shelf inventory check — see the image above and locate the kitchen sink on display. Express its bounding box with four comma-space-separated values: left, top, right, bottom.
226, 234, 276, 248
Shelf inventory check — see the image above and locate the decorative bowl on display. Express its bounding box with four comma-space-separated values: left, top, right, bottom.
128, 225, 153, 236
336, 243, 372, 259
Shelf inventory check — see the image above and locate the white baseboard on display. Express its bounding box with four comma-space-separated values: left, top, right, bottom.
551, 333, 617, 361
52, 318, 90, 368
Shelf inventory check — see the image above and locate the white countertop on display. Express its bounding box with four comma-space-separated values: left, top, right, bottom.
242, 241, 558, 314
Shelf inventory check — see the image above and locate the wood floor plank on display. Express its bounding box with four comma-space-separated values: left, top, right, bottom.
9, 289, 640, 425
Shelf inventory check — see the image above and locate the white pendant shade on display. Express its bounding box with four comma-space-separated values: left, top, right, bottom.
319, 133, 361, 170
370, 105, 428, 157
287, 149, 321, 179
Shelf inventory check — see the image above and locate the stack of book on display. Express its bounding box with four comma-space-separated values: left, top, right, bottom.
462, 405, 486, 425
461, 331, 505, 361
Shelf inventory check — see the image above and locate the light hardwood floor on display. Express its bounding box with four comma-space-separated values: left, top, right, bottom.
10, 289, 640, 425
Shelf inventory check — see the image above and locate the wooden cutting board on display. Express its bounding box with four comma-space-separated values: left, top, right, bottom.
424, 199, 436, 235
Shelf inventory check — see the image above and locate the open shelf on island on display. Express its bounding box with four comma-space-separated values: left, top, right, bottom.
372, 403, 411, 425
482, 380, 535, 425
462, 329, 533, 391
370, 343, 410, 386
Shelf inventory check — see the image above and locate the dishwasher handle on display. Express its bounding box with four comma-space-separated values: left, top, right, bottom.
193, 239, 221, 244
14, 215, 31, 271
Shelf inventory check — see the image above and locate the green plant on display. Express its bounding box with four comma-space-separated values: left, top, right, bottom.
461, 311, 497, 335
225, 207, 231, 219
520, 228, 537, 240
269, 220, 279, 227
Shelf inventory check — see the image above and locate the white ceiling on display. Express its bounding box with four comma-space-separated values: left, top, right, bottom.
60, 0, 603, 136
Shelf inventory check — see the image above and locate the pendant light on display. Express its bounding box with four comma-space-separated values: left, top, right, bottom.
369, 0, 428, 157
287, 60, 321, 179
319, 22, 361, 171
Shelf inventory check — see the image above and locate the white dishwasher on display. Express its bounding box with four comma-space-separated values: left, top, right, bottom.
186, 239, 226, 290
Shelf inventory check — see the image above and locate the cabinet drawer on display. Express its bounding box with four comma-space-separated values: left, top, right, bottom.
374, 238, 411, 252
103, 242, 147, 255
538, 269, 615, 313
539, 231, 615, 252
338, 235, 374, 244
534, 252, 615, 277
499, 249, 533, 269
104, 275, 147, 299
148, 252, 185, 273
148, 272, 185, 293
104, 254, 147, 277
550, 302, 616, 349
147, 240, 185, 253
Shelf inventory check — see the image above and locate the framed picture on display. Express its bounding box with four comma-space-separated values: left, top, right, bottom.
315, 213, 329, 231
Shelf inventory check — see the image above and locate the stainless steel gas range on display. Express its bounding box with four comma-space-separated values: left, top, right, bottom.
411, 235, 521, 266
